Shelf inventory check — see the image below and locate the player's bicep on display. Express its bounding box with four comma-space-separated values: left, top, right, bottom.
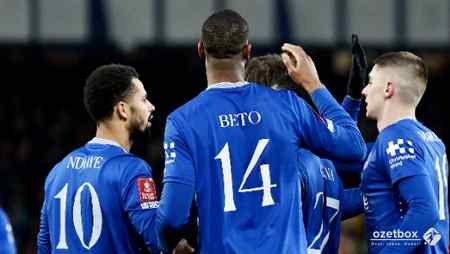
120, 160, 159, 248
163, 118, 195, 186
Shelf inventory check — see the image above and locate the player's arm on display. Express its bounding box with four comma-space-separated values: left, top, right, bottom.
0, 208, 16, 254
118, 157, 160, 253
285, 87, 366, 162
157, 182, 194, 254
37, 183, 50, 254
333, 143, 374, 174
380, 133, 439, 253
341, 96, 361, 121
341, 188, 364, 220
157, 117, 195, 254
282, 43, 366, 162
380, 175, 438, 254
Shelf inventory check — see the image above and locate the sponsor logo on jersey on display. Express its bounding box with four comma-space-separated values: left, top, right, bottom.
164, 142, 176, 165
386, 139, 416, 169
363, 193, 369, 211
423, 227, 441, 246
136, 178, 159, 209
363, 150, 376, 171
325, 119, 335, 133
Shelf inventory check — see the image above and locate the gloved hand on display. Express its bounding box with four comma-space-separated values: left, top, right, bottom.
346, 34, 368, 99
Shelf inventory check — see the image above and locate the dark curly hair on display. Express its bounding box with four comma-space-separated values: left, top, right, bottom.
84, 64, 139, 123
201, 9, 249, 59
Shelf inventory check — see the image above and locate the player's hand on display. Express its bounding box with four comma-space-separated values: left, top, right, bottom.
281, 43, 323, 94
172, 239, 195, 254
346, 34, 368, 99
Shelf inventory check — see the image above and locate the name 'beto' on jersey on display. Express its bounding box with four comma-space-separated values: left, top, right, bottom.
361, 119, 449, 253
37, 138, 159, 254
162, 82, 366, 254
218, 111, 262, 128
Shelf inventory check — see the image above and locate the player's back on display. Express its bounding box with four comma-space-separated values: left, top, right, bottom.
412, 121, 449, 253
42, 140, 152, 253
298, 149, 343, 254
166, 83, 308, 253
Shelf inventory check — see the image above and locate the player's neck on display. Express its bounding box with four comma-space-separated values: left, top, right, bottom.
206, 57, 246, 86
377, 103, 416, 132
95, 122, 131, 152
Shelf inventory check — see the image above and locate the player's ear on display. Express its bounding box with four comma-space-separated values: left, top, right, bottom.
242, 41, 252, 60
384, 81, 395, 99
197, 41, 205, 60
116, 101, 129, 121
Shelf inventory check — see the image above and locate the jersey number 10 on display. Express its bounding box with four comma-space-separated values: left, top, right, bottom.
215, 138, 276, 212
54, 182, 103, 250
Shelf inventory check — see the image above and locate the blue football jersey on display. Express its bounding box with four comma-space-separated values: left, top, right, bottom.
361, 119, 449, 253
298, 149, 343, 254
162, 82, 366, 253
37, 138, 159, 254
0, 208, 16, 254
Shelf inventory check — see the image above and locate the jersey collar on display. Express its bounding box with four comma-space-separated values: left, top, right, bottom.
88, 137, 127, 153
206, 81, 249, 90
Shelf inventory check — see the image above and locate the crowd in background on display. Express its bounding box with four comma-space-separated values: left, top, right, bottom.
0, 44, 448, 253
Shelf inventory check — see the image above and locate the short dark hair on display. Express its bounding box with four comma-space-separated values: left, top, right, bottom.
201, 9, 249, 59
245, 54, 317, 111
374, 51, 428, 105
84, 64, 139, 123
374, 51, 428, 85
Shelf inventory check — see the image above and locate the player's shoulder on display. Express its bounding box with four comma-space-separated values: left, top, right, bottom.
44, 146, 87, 186
378, 119, 417, 142
104, 153, 152, 174
374, 118, 433, 160
169, 82, 295, 117
0, 207, 8, 222
298, 148, 321, 168
298, 148, 323, 181
168, 92, 205, 121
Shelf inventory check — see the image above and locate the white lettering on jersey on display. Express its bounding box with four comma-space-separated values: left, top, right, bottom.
417, 130, 440, 143
319, 165, 335, 181
218, 111, 262, 128
67, 156, 104, 169
386, 139, 416, 169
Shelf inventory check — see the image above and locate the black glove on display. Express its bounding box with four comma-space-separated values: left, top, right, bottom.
346, 34, 368, 99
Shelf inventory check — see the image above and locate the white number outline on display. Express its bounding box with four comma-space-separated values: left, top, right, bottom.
435, 155, 448, 220
215, 139, 276, 212
54, 182, 103, 250
307, 192, 340, 254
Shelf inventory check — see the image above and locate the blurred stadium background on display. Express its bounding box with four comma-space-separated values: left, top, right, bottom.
0, 0, 448, 253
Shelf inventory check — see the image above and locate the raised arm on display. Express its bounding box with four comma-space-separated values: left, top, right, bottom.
282, 43, 366, 162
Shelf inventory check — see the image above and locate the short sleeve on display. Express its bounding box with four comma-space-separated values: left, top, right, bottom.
379, 130, 428, 184
163, 116, 195, 187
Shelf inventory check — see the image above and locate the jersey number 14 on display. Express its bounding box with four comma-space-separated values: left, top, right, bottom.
215, 138, 276, 212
